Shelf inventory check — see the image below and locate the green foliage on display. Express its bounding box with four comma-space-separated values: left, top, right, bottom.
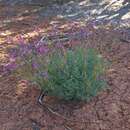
37, 47, 107, 101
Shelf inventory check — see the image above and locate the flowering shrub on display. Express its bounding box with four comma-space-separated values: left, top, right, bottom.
5, 39, 107, 101
3, 23, 107, 101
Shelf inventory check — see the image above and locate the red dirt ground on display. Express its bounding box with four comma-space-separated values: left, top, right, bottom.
0, 4, 130, 130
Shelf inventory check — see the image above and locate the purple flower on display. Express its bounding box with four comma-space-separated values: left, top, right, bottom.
18, 44, 33, 57
36, 45, 49, 55
9, 48, 18, 58
32, 61, 39, 69
4, 62, 17, 71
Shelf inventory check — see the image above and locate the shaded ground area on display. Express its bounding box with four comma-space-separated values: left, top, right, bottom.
0, 2, 130, 130
25, 0, 130, 27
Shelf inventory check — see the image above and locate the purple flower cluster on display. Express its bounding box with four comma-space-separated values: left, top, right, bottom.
4, 62, 17, 71
35, 43, 49, 55
3, 22, 96, 78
